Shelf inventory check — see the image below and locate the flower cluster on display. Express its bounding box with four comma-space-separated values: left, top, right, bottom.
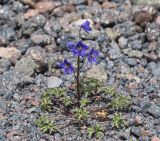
59, 20, 99, 74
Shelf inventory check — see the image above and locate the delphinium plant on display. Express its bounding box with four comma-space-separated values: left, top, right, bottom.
58, 20, 99, 106
36, 20, 132, 139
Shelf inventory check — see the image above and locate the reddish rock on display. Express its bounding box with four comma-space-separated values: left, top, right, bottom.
24, 9, 39, 19
151, 136, 160, 141
36, 1, 55, 13
0, 47, 21, 64
134, 115, 143, 125
156, 16, 160, 25
148, 42, 157, 51
101, 1, 117, 9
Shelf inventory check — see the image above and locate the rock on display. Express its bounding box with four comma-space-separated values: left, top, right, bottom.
145, 23, 160, 41
123, 48, 143, 58
134, 115, 143, 125
19, 0, 35, 7
35, 1, 55, 13
0, 26, 16, 41
130, 127, 141, 137
15, 56, 36, 76
31, 34, 52, 45
16, 38, 31, 54
113, 21, 136, 37
106, 28, 120, 40
144, 52, 158, 61
109, 41, 121, 60
24, 9, 39, 19
22, 14, 46, 36
151, 136, 160, 141
0, 58, 11, 74
147, 105, 160, 118
133, 6, 156, 26
116, 73, 141, 83
26, 47, 46, 64
47, 76, 63, 88
0, 47, 21, 64
53, 7, 65, 17
126, 58, 137, 67
147, 62, 160, 78
85, 64, 108, 82
0, 35, 8, 46
156, 16, 160, 25
101, 1, 117, 9
100, 9, 118, 26
118, 37, 127, 49
128, 40, 142, 50
131, 0, 160, 7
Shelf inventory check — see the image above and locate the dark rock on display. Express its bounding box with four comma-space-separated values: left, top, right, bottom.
109, 41, 121, 60
126, 58, 138, 67
113, 21, 136, 37
0, 58, 11, 74
15, 56, 36, 76
22, 15, 47, 36
147, 105, 160, 118
130, 127, 141, 137
128, 40, 142, 50
145, 23, 160, 41
0, 25, 16, 41
100, 9, 118, 26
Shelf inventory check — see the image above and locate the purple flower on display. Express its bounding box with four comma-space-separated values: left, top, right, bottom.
80, 20, 92, 33
70, 41, 89, 57
58, 59, 74, 74
66, 41, 75, 50
87, 48, 99, 63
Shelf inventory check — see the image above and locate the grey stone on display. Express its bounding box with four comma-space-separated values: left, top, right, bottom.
113, 21, 136, 37
147, 105, 160, 118
109, 41, 121, 60
118, 37, 127, 49
15, 56, 36, 76
47, 76, 63, 88
123, 48, 143, 58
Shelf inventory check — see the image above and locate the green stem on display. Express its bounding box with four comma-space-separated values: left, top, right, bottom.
77, 56, 80, 106
76, 27, 82, 107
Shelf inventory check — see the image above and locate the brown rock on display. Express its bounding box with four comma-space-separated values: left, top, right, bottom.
141, 129, 150, 138
0, 35, 8, 46
156, 16, 160, 25
134, 11, 153, 26
24, 9, 39, 19
53, 7, 64, 17
19, 0, 37, 7
148, 42, 157, 51
151, 136, 160, 141
144, 52, 158, 61
102, 1, 117, 9
134, 115, 143, 125
62, 4, 75, 13
36, 1, 55, 13
0, 47, 21, 64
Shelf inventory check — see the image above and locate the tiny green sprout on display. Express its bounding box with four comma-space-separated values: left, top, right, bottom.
111, 94, 131, 110
80, 78, 99, 96
98, 86, 116, 97
35, 115, 59, 134
61, 95, 72, 106
87, 123, 104, 139
80, 98, 89, 108
46, 87, 66, 98
73, 108, 90, 120
40, 96, 52, 111
112, 112, 124, 128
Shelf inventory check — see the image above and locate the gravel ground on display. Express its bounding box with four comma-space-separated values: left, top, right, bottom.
0, 0, 160, 141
